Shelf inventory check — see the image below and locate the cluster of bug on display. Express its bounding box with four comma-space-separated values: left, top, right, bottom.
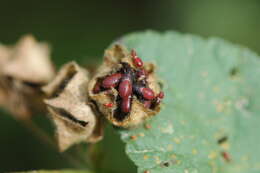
92, 50, 164, 120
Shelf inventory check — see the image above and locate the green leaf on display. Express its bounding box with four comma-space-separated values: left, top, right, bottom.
118, 31, 260, 173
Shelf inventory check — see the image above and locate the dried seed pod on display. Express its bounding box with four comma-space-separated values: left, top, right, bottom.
43, 62, 103, 151
88, 44, 163, 128
0, 45, 11, 106
2, 35, 55, 83
0, 44, 11, 69
0, 35, 55, 119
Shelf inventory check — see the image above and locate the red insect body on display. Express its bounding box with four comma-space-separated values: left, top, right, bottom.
121, 96, 131, 113
93, 81, 101, 94
221, 152, 231, 162
131, 49, 143, 68
154, 91, 164, 104
119, 77, 132, 98
143, 100, 152, 108
140, 87, 155, 100
133, 57, 143, 67
104, 102, 114, 108
102, 73, 122, 88
137, 68, 147, 78
158, 91, 164, 99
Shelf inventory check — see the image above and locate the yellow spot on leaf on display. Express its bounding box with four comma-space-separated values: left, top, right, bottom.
176, 160, 182, 165
216, 103, 224, 112
139, 133, 145, 137
220, 142, 230, 150
143, 155, 149, 160
208, 151, 217, 159
161, 124, 174, 134
171, 154, 177, 159
213, 86, 220, 93
167, 144, 173, 151
173, 137, 181, 144
154, 156, 161, 164
213, 100, 232, 113
192, 149, 198, 155
241, 155, 249, 161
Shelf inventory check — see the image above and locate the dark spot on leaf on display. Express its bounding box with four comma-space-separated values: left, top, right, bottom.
161, 161, 170, 167
50, 106, 88, 127
218, 136, 228, 144
158, 81, 164, 89
163, 162, 169, 167
130, 135, 137, 140
229, 67, 239, 77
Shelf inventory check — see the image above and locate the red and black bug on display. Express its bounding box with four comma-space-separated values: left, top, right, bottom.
102, 73, 122, 88
104, 102, 114, 108
221, 151, 231, 162
131, 50, 143, 68
133, 84, 155, 100
119, 74, 133, 98
121, 96, 132, 113
93, 49, 164, 121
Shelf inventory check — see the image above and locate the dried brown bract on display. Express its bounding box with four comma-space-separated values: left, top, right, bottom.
88, 44, 164, 128
43, 62, 103, 151
0, 35, 55, 119
3, 35, 55, 83
0, 44, 11, 106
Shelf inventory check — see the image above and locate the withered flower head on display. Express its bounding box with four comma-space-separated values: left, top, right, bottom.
0, 35, 55, 119
43, 62, 103, 151
88, 44, 164, 128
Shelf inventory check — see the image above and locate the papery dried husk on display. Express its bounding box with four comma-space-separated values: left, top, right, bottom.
0, 45, 11, 106
43, 62, 103, 151
2, 35, 55, 84
0, 44, 11, 70
0, 35, 54, 119
88, 44, 161, 128
0, 79, 45, 119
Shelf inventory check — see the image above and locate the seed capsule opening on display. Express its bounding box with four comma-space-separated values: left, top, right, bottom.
88, 44, 164, 128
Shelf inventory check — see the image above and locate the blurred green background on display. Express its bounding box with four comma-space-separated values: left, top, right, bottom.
0, 0, 259, 172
